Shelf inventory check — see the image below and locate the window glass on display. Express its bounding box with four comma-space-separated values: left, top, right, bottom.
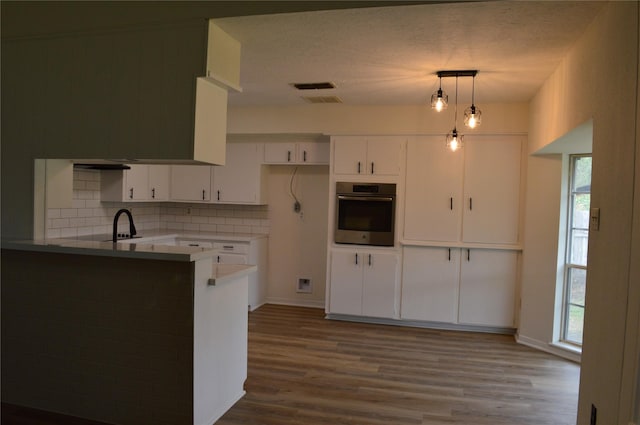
562, 155, 591, 346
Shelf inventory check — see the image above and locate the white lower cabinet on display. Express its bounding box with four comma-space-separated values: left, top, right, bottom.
401, 246, 518, 328
458, 249, 518, 327
329, 249, 399, 319
401, 246, 460, 323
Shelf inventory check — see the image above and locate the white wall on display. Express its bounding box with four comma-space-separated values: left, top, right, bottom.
228, 103, 528, 135
228, 103, 529, 312
265, 165, 329, 308
524, 3, 639, 424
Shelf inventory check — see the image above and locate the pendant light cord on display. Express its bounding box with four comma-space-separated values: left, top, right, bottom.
471, 75, 475, 105
454, 76, 458, 128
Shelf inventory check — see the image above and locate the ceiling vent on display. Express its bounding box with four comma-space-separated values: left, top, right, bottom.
302, 95, 343, 104
292, 82, 336, 90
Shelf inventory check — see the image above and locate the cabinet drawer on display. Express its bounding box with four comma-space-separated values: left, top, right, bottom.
178, 240, 214, 248
216, 253, 248, 265
213, 242, 249, 254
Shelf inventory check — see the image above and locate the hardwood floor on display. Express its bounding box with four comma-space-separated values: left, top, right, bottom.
217, 304, 580, 425
2, 304, 580, 425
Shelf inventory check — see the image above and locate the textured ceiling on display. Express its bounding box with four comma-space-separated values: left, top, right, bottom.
214, 1, 605, 107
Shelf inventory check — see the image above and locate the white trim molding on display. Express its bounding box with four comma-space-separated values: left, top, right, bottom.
516, 334, 581, 363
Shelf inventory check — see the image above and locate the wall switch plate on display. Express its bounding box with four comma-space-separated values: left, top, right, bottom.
590, 207, 600, 231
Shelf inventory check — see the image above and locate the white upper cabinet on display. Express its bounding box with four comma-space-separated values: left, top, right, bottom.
148, 165, 170, 201
403, 135, 522, 245
101, 164, 169, 202
170, 165, 212, 202
212, 143, 268, 204
264, 141, 329, 165
404, 137, 464, 242
461, 136, 522, 244
333, 136, 404, 176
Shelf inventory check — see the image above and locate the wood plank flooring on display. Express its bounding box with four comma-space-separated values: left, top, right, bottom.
217, 304, 580, 425
2, 304, 580, 425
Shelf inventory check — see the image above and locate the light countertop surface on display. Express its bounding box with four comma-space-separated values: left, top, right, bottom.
2, 231, 267, 262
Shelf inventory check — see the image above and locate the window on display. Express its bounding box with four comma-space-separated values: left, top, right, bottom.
562, 155, 591, 345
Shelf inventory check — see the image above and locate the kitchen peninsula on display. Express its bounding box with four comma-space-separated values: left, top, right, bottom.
1, 237, 255, 425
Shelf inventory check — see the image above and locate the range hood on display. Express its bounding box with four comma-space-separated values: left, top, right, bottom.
73, 163, 131, 170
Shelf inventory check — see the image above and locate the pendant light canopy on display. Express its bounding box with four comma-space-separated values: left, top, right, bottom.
430, 76, 448, 112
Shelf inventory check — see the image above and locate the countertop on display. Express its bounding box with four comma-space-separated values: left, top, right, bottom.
1, 231, 267, 262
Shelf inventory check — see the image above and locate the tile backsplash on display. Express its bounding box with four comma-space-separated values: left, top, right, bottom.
46, 170, 270, 238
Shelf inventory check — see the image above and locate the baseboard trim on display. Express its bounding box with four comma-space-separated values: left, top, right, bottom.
326, 313, 516, 335
264, 297, 326, 309
516, 334, 582, 363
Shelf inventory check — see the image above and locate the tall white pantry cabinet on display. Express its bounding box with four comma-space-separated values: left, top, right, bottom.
401, 135, 523, 329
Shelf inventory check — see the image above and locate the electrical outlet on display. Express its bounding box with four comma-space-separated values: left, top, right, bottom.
590, 404, 597, 425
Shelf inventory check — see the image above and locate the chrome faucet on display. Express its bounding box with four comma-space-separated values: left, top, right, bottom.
112, 208, 137, 243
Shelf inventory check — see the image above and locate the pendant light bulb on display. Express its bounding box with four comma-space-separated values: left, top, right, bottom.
446, 128, 464, 152
464, 75, 482, 129
431, 76, 448, 111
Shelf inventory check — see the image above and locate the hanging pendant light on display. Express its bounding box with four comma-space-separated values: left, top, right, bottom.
464, 74, 482, 129
446, 76, 463, 152
430, 76, 448, 112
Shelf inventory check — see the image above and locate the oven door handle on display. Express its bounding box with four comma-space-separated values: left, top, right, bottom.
337, 195, 394, 202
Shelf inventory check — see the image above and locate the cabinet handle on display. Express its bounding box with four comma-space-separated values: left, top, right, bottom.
355, 253, 358, 265
469, 197, 473, 211
151, 188, 156, 199
467, 249, 471, 261
371, 162, 375, 174
129, 188, 134, 199
357, 161, 361, 174
448, 248, 451, 262
450, 197, 453, 210
303, 150, 307, 162
202, 190, 206, 201
287, 151, 291, 162
217, 255, 220, 263
368, 254, 372, 266
217, 190, 220, 201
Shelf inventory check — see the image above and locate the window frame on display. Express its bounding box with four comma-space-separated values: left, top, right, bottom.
560, 154, 591, 346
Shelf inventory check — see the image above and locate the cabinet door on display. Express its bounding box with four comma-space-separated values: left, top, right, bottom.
462, 136, 522, 244
366, 137, 403, 176
333, 137, 367, 175
297, 142, 329, 164
213, 143, 265, 204
148, 165, 169, 201
170, 165, 211, 202
458, 249, 518, 327
264, 142, 297, 164
404, 137, 464, 242
401, 246, 459, 323
329, 250, 363, 315
125, 164, 149, 201
362, 251, 398, 318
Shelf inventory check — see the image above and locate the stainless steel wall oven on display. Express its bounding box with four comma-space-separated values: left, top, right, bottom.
335, 182, 396, 246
